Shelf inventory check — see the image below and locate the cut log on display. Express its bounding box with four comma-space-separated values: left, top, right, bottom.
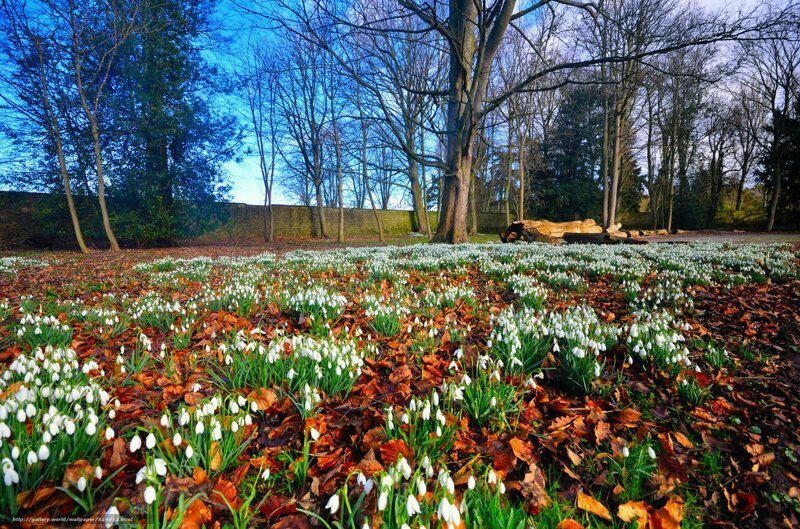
500, 219, 602, 242
562, 232, 648, 245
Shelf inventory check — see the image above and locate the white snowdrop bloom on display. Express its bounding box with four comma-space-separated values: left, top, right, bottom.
135, 465, 146, 484
310, 428, 320, 441
378, 491, 389, 511
261, 468, 270, 481
153, 458, 167, 476
95, 466, 103, 480
76, 476, 87, 492
130, 435, 142, 453
3, 465, 19, 486
195, 421, 205, 435
192, 383, 201, 393
37, 444, 50, 460
146, 433, 156, 449
179, 410, 190, 426
499, 481, 506, 494
85, 422, 97, 436
26, 451, 38, 466
467, 475, 476, 490
143, 486, 157, 505
185, 445, 194, 459
648, 446, 657, 459
104, 505, 120, 528
326, 494, 340, 514
487, 469, 497, 484
622, 446, 630, 458
406, 494, 421, 516
160, 414, 169, 427
105, 427, 115, 441
172, 433, 182, 447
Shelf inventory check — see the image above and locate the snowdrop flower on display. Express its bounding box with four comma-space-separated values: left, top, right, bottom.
37, 444, 50, 460
406, 494, 421, 516
261, 468, 270, 480
172, 433, 182, 446
378, 490, 389, 511
622, 446, 630, 458
77, 476, 87, 492
143, 486, 156, 505
647, 446, 657, 459
153, 458, 167, 476
105, 427, 115, 441
185, 445, 194, 459
26, 451, 38, 466
326, 494, 340, 514
416, 476, 427, 496
160, 414, 169, 427
467, 475, 476, 490
146, 433, 156, 449
195, 421, 204, 435
104, 505, 120, 528
95, 466, 103, 480
487, 469, 497, 484
129, 435, 142, 453
310, 428, 320, 441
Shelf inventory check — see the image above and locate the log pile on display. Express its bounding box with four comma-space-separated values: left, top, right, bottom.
500, 219, 648, 245
500, 219, 603, 242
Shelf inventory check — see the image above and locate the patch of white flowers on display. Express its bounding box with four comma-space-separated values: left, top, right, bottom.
626, 310, 692, 371
0, 346, 114, 515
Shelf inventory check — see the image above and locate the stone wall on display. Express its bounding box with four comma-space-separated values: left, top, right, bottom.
0, 191, 510, 248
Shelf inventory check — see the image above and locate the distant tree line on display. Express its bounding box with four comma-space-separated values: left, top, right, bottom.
0, 0, 797, 249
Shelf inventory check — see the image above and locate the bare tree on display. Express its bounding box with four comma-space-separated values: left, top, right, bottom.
238, 40, 279, 242
740, 33, 800, 231
274, 34, 333, 238
62, 0, 145, 251
0, 0, 88, 252
729, 86, 767, 211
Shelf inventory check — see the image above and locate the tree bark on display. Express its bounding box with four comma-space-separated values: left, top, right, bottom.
606, 109, 623, 230
517, 132, 526, 222
335, 128, 345, 242
767, 162, 781, 232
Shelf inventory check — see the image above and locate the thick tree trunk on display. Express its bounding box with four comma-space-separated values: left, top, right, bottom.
432, 149, 472, 244
468, 173, 478, 236
315, 185, 328, 239
409, 164, 426, 233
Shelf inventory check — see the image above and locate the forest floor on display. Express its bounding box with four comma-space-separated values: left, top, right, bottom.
0, 241, 798, 528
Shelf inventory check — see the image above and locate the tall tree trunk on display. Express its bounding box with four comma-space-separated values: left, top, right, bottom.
735, 150, 750, 211
767, 162, 781, 232
607, 110, 623, 230
409, 162, 426, 233
504, 122, 512, 227
517, 133, 526, 221
468, 172, 477, 235
420, 128, 432, 237
91, 124, 120, 251
600, 37, 610, 229
335, 129, 345, 242
35, 39, 88, 253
